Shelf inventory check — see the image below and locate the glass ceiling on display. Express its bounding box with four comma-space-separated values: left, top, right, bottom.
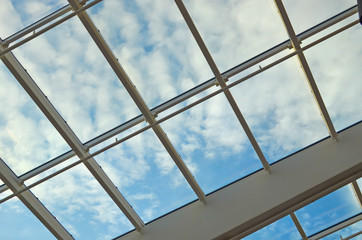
0, 0, 361, 239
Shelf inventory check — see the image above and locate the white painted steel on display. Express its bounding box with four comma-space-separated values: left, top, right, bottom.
308, 214, 362, 240
114, 122, 362, 240
274, 0, 337, 140
0, 7, 356, 194
352, 181, 362, 208
67, 0, 206, 203
175, 0, 270, 171
0, 158, 74, 240
290, 212, 308, 240
0, 44, 145, 231
341, 230, 362, 240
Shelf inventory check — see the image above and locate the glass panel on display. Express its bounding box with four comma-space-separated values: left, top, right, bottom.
0, 198, 56, 240
183, 0, 289, 73
0, 65, 70, 175
12, 16, 142, 143
303, 24, 362, 131
242, 215, 300, 240
295, 185, 362, 236
230, 56, 328, 163
322, 220, 362, 240
90, 127, 197, 222
283, 0, 356, 34
88, 0, 213, 109
31, 160, 134, 240
0, 0, 67, 38
159, 92, 263, 194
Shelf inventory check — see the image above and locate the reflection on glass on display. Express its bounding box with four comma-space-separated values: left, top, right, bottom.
295, 185, 362, 236
231, 56, 328, 163
0, 198, 56, 240
0, 65, 70, 176
32, 163, 134, 240
242, 215, 300, 240
91, 128, 197, 223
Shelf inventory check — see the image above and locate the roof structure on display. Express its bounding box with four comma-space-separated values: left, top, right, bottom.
0, 0, 361, 239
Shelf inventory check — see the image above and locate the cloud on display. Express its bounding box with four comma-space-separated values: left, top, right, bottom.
0, 0, 361, 239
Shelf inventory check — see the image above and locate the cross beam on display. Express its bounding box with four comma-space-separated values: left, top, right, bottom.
0, 158, 74, 240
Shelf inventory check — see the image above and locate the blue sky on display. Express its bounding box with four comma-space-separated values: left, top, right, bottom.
0, 0, 362, 239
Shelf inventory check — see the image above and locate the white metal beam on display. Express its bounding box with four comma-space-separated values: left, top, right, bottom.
114, 122, 362, 240
274, 0, 338, 140
290, 212, 308, 240
175, 0, 270, 171
67, 0, 206, 203
0, 6, 356, 194
309, 214, 362, 240
0, 158, 74, 240
352, 181, 362, 208
0, 43, 145, 231
341, 230, 362, 240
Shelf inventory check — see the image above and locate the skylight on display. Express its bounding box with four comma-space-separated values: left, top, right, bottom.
0, 0, 361, 239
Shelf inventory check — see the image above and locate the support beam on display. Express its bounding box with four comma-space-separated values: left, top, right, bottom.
274, 0, 338, 140
352, 181, 362, 208
341, 230, 362, 240
0, 6, 356, 193
308, 214, 362, 240
67, 0, 206, 203
0, 43, 145, 232
0, 158, 74, 240
114, 122, 362, 240
175, 0, 270, 171
290, 212, 308, 240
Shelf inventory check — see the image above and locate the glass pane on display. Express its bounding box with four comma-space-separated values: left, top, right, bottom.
303, 24, 362, 131
0, 198, 56, 240
90, 126, 197, 222
321, 220, 362, 240
183, 0, 289, 73
31, 161, 134, 240
242, 215, 300, 240
0, 0, 67, 38
230, 56, 328, 163
88, 0, 213, 109
0, 65, 70, 175
283, 0, 356, 34
12, 16, 142, 143
159, 92, 263, 194
295, 185, 362, 236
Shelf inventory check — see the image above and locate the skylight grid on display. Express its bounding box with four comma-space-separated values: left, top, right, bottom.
0, 0, 361, 239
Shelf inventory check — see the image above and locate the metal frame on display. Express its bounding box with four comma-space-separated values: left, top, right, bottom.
0, 44, 145, 232
274, 0, 338, 140
0, 5, 358, 195
0, 158, 74, 240
0, 0, 360, 239
115, 122, 362, 240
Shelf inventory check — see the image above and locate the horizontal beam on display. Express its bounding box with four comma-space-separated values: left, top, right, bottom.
342, 230, 362, 240
309, 213, 362, 240
0, 6, 356, 194
67, 0, 206, 203
115, 122, 362, 240
175, 0, 270, 171
274, 0, 337, 140
0, 158, 74, 240
0, 44, 145, 231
